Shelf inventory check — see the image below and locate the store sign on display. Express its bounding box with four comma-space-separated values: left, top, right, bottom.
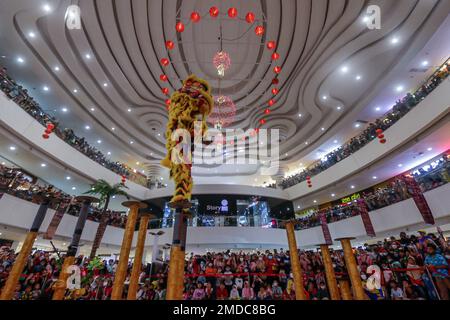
205, 199, 229, 214
341, 193, 360, 204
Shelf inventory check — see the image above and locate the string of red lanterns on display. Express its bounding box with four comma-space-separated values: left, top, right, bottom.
306, 176, 313, 188
158, 7, 283, 131
376, 129, 387, 144
42, 122, 55, 139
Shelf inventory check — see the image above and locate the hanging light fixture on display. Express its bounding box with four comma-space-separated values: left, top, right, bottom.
213, 51, 231, 77
208, 95, 236, 128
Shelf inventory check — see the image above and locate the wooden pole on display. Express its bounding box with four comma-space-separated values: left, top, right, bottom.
337, 237, 366, 300
0, 198, 50, 300
111, 201, 147, 300
52, 196, 98, 300
319, 244, 341, 300
127, 213, 152, 300
285, 221, 306, 300
338, 279, 353, 300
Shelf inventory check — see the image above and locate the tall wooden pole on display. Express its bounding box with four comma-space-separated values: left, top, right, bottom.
338, 279, 353, 300
336, 237, 366, 300
319, 244, 341, 300
52, 196, 99, 300
284, 221, 306, 300
127, 213, 153, 300
111, 201, 147, 300
166, 201, 190, 300
0, 197, 50, 300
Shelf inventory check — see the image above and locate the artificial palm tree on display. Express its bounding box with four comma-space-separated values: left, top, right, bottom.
84, 179, 129, 258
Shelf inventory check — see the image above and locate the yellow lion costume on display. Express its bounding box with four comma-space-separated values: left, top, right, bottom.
161, 75, 213, 203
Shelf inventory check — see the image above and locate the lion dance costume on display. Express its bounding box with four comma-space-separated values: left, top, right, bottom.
161, 75, 213, 204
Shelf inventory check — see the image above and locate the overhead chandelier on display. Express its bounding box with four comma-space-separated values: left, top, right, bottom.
213, 51, 231, 77
208, 95, 236, 129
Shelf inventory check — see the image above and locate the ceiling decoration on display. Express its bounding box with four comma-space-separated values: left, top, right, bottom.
1, 0, 449, 182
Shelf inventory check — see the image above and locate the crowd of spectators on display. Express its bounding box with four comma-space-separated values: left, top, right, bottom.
0, 65, 151, 188
0, 229, 448, 300
0, 163, 127, 228
280, 58, 450, 189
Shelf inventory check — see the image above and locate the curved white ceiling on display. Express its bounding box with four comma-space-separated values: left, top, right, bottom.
1, 0, 449, 183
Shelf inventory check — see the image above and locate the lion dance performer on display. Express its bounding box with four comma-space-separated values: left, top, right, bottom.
161, 75, 213, 299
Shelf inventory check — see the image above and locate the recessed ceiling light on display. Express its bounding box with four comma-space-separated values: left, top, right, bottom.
304, 141, 308, 145
396, 85, 404, 92
42, 4, 52, 12
355, 75, 361, 80
107, 151, 111, 155
43, 86, 49, 91
85, 125, 90, 130
333, 140, 338, 144
103, 83, 108, 87
63, 243, 66, 246
375, 107, 381, 111
350, 185, 355, 189
61, 107, 68, 112
97, 140, 102, 144
54, 66, 60, 71
157, 133, 161, 136
321, 127, 325, 131
136, 162, 140, 165
391, 37, 399, 44
297, 205, 300, 209
17, 57, 24, 63
355, 123, 361, 128
127, 108, 132, 112
130, 141, 134, 144
336, 106, 342, 110
331, 193, 335, 197
427, 147, 432, 151
66, 176, 71, 180
9, 146, 16, 151
85, 53, 91, 59
40, 163, 47, 167
298, 113, 302, 117
341, 66, 349, 73
362, 16, 369, 23
322, 95, 327, 100
1, 162, 5, 165
372, 176, 377, 180
398, 163, 403, 167
313, 200, 317, 203
28, 32, 36, 38
160, 177, 164, 180
111, 127, 115, 131
71, 187, 76, 190
73, 89, 78, 93
422, 60, 429, 67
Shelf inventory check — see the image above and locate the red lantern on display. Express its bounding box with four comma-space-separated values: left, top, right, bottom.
380, 139, 386, 144
308, 184, 312, 188
271, 52, 280, 60
228, 7, 238, 18
46, 123, 55, 130
190, 12, 200, 23
161, 58, 169, 66
264, 108, 271, 115
255, 25, 265, 36
260, 119, 266, 125
45, 129, 52, 134
267, 41, 276, 50
272, 78, 279, 85
377, 134, 384, 139
160, 74, 168, 82
165, 99, 171, 106
245, 12, 255, 23
162, 88, 169, 95
175, 22, 185, 33
306, 176, 311, 180
165, 41, 174, 50
42, 134, 49, 139
375, 129, 383, 134
268, 99, 275, 106
274, 66, 281, 74
209, 6, 219, 17
272, 88, 279, 95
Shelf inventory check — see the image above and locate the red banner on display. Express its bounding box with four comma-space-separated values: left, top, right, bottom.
43, 198, 71, 239
357, 199, 376, 237
401, 175, 435, 225
319, 212, 333, 245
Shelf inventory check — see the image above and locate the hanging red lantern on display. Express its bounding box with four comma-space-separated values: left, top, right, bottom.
42, 133, 49, 139
165, 40, 174, 50
210, 6, 219, 17
268, 99, 275, 106
228, 7, 238, 18
260, 119, 266, 125
162, 88, 169, 95
375, 129, 383, 135
121, 175, 126, 184
161, 58, 169, 66
175, 21, 185, 33
165, 99, 171, 106
190, 12, 201, 23
267, 41, 276, 50
274, 66, 281, 74
380, 139, 386, 144
255, 25, 265, 36
271, 88, 279, 95
45, 129, 52, 134
46, 123, 55, 130
264, 108, 271, 115
160, 74, 168, 82
377, 134, 384, 139
272, 78, 279, 85
245, 12, 255, 23
271, 52, 280, 60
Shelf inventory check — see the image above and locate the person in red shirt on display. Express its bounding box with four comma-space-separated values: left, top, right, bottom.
216, 282, 228, 300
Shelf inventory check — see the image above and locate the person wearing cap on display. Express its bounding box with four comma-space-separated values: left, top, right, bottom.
425, 243, 450, 300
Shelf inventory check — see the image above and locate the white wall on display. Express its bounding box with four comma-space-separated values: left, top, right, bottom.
1, 183, 448, 250
286, 79, 450, 201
